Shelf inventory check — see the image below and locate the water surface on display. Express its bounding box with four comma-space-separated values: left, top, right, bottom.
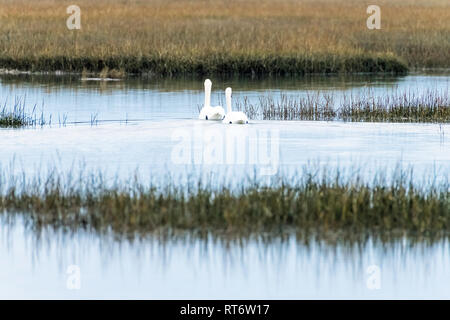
1, 221, 448, 299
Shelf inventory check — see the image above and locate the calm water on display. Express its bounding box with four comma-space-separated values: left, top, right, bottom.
1, 73, 449, 182
0, 73, 449, 298
1, 72, 449, 123
1, 221, 449, 299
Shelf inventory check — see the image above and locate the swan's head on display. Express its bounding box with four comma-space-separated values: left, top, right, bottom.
225, 87, 232, 97
204, 79, 212, 88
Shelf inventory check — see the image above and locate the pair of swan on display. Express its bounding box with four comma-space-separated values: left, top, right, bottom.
199, 79, 249, 124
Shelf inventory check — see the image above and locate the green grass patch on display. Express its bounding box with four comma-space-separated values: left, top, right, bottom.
1, 167, 448, 239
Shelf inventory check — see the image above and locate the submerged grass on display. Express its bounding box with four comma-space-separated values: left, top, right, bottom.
0, 167, 448, 239
236, 89, 450, 122
1, 0, 449, 75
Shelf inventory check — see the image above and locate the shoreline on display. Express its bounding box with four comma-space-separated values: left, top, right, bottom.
0, 54, 408, 78
1, 67, 449, 80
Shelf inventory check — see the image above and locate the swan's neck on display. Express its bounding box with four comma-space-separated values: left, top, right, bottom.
204, 83, 211, 107
226, 93, 232, 113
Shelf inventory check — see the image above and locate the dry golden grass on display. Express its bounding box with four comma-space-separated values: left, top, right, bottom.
0, 0, 448, 75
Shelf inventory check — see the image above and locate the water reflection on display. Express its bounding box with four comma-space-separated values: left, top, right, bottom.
0, 73, 408, 92
1, 218, 448, 299
1, 120, 448, 185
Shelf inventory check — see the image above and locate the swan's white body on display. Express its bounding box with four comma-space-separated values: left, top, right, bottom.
223, 87, 249, 124
199, 79, 225, 120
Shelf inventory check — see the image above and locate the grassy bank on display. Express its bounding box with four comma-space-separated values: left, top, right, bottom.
0, 53, 407, 77
0, 168, 448, 238
237, 89, 450, 122
1, 0, 448, 76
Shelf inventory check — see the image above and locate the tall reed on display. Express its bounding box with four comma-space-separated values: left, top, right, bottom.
237, 90, 450, 122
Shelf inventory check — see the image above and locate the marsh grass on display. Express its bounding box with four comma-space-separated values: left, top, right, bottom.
0, 99, 47, 128
1, 0, 449, 75
0, 97, 108, 128
237, 90, 450, 122
0, 166, 448, 239
339, 90, 450, 122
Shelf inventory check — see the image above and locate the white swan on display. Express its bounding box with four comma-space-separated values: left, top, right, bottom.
223, 87, 249, 124
199, 79, 225, 120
